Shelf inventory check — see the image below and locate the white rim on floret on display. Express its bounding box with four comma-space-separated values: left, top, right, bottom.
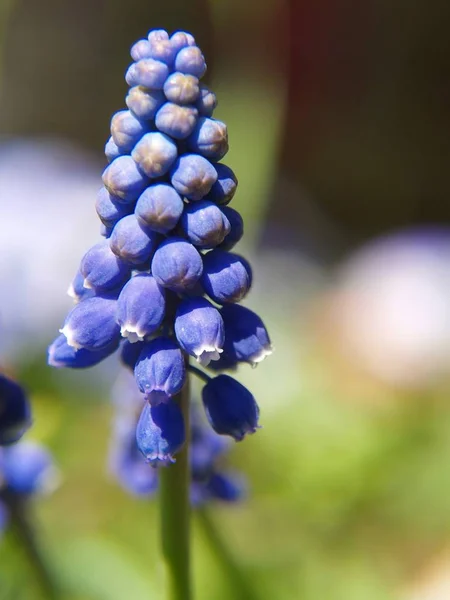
120, 324, 147, 343
59, 325, 82, 350
67, 282, 80, 302
195, 345, 223, 367
82, 278, 93, 290
249, 344, 274, 367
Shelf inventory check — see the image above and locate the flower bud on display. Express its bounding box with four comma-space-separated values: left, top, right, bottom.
134, 337, 186, 402
196, 85, 217, 117
147, 29, 176, 66
130, 39, 152, 61
180, 200, 231, 249
170, 154, 217, 201
174, 46, 207, 78
188, 118, 228, 161
125, 58, 169, 89
202, 374, 260, 441
102, 155, 149, 203
104, 136, 122, 163
170, 31, 196, 54
80, 239, 131, 291
217, 206, 243, 250
117, 274, 165, 342
151, 238, 203, 292
201, 250, 252, 304
60, 295, 120, 351
163, 72, 200, 105
132, 132, 178, 178
110, 110, 150, 153
175, 298, 224, 366
136, 399, 185, 466
206, 471, 245, 502
110, 214, 160, 266
136, 183, 184, 234
2, 442, 57, 495
220, 304, 272, 365
0, 375, 31, 445
95, 186, 134, 228
205, 163, 237, 205
48, 333, 119, 369
155, 103, 198, 140
126, 86, 165, 120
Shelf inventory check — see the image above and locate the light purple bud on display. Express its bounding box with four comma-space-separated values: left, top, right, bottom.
170, 153, 217, 201
188, 118, 228, 161
205, 163, 238, 205
95, 186, 134, 228
60, 295, 120, 351
175, 298, 224, 366
110, 110, 150, 153
130, 39, 152, 61
136, 184, 184, 233
126, 86, 165, 120
174, 46, 207, 78
155, 103, 198, 140
2, 442, 57, 495
163, 72, 200, 105
201, 250, 252, 304
151, 238, 203, 292
102, 155, 149, 203
147, 29, 176, 65
104, 136, 122, 163
136, 399, 185, 466
117, 274, 165, 342
181, 200, 231, 249
218, 206, 244, 250
80, 239, 131, 291
132, 132, 178, 178
110, 214, 160, 266
125, 59, 169, 89
220, 304, 272, 366
202, 374, 260, 441
196, 85, 217, 117
134, 337, 186, 403
170, 31, 196, 54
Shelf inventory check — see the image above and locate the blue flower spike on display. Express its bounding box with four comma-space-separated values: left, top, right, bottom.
48, 27, 271, 470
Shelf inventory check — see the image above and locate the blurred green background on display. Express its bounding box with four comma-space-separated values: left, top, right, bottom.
2, 0, 450, 598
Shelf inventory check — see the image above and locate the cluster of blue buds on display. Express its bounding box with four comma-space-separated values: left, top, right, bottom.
0, 373, 32, 445
48, 28, 272, 466
110, 371, 244, 503
0, 441, 57, 535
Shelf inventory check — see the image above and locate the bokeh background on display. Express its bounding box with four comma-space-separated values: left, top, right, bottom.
1, 0, 450, 598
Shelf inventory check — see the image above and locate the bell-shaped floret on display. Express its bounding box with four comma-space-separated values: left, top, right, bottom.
218, 207, 244, 250
80, 239, 131, 291
110, 110, 150, 153
110, 215, 160, 266
155, 103, 198, 140
188, 118, 228, 161
132, 132, 178, 179
117, 274, 165, 342
201, 250, 252, 304
175, 298, 224, 366
202, 374, 260, 441
60, 295, 120, 351
102, 155, 149, 203
95, 186, 134, 228
170, 154, 217, 201
134, 337, 186, 403
136, 183, 184, 234
151, 238, 203, 292
205, 163, 237, 205
220, 304, 272, 366
126, 86, 165, 121
180, 200, 231, 249
48, 333, 119, 369
136, 400, 185, 466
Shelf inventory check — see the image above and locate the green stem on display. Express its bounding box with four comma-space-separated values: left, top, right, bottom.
2, 491, 59, 600
159, 376, 192, 600
197, 509, 259, 600
187, 364, 210, 384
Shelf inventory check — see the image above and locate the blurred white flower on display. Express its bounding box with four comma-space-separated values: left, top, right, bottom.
0, 138, 102, 361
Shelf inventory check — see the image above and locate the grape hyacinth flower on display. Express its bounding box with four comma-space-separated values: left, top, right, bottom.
48, 26, 271, 462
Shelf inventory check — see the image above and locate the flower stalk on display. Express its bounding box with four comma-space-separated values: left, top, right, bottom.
159, 374, 192, 600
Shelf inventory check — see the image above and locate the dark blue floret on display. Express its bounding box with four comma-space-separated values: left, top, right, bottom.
205, 164, 237, 205
136, 183, 184, 234
117, 274, 165, 342
188, 118, 228, 161
155, 102, 198, 140
67, 269, 95, 303
48, 333, 119, 369
110, 214, 160, 266
201, 250, 252, 304
136, 399, 185, 466
220, 304, 272, 366
218, 206, 244, 250
134, 337, 186, 403
0, 375, 31, 445
95, 186, 134, 228
170, 153, 217, 201
151, 238, 203, 292
102, 155, 149, 203
120, 339, 146, 371
202, 374, 260, 441
126, 86, 165, 121
181, 200, 231, 249
80, 240, 131, 291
